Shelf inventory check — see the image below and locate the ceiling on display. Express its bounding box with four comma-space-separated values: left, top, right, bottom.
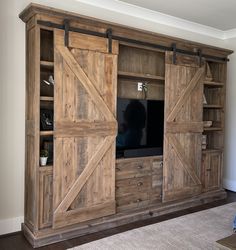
119, 0, 236, 31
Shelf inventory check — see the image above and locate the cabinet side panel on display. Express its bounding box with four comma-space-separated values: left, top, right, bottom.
25, 23, 40, 231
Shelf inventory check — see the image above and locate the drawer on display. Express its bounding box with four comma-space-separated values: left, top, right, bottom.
152, 159, 163, 175
116, 176, 151, 198
150, 174, 162, 204
116, 192, 150, 212
116, 159, 152, 180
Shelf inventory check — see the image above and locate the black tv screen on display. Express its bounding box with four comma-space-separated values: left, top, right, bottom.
116, 98, 164, 158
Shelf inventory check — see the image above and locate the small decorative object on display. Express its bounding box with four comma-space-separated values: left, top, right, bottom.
40, 149, 48, 166
203, 121, 212, 128
43, 140, 53, 164
40, 109, 53, 131
43, 75, 54, 85
142, 81, 148, 99
205, 62, 213, 81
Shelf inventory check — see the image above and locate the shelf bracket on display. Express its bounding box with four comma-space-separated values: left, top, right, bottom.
172, 43, 177, 64
106, 28, 113, 53
198, 49, 202, 67
64, 19, 70, 47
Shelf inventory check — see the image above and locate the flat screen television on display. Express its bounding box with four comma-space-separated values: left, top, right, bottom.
116, 98, 164, 158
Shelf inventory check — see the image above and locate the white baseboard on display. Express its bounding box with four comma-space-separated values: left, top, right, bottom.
0, 216, 24, 235
223, 178, 236, 192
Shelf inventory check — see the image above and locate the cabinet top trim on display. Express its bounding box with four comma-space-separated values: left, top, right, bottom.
19, 3, 233, 58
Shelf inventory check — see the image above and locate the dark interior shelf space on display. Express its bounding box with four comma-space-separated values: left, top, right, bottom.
40, 29, 54, 62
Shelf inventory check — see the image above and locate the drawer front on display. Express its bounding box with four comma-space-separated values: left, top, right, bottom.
150, 174, 162, 204
116, 192, 150, 212
152, 159, 163, 175
116, 176, 151, 198
116, 159, 152, 180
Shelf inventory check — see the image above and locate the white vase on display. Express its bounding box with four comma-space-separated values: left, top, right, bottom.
40, 157, 48, 166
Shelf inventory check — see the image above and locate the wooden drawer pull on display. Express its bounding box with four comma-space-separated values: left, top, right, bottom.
206, 168, 211, 171
136, 199, 142, 202
137, 165, 143, 169
137, 182, 143, 186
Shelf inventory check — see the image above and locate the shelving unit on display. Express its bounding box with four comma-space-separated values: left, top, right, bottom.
116, 44, 165, 210
118, 71, 165, 81
38, 28, 54, 229
20, 4, 232, 247
202, 61, 226, 192
117, 45, 165, 101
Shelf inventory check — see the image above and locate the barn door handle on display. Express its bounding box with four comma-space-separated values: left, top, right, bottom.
160, 161, 163, 167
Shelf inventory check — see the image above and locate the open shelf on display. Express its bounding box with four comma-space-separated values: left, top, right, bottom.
203, 127, 222, 131
40, 96, 54, 101
202, 149, 223, 154
39, 165, 53, 170
204, 81, 224, 88
40, 61, 54, 68
40, 29, 53, 62
203, 104, 223, 109
40, 131, 54, 136
118, 71, 165, 81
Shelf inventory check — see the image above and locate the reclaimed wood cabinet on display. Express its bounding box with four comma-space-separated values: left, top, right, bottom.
20, 3, 232, 247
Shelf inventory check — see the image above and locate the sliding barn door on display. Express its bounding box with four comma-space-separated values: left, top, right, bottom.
53, 29, 118, 228
163, 52, 204, 202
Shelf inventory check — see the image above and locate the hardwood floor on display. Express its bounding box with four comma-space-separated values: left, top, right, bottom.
1, 190, 235, 250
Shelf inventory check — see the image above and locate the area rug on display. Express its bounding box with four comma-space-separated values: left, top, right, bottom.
69, 202, 236, 250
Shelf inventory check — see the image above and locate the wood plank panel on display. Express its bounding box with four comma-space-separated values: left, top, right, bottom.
39, 168, 53, 229
163, 51, 204, 202
53, 30, 118, 228
54, 121, 117, 137
54, 30, 119, 54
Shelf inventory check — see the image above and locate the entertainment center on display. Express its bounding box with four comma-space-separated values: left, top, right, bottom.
20, 3, 233, 247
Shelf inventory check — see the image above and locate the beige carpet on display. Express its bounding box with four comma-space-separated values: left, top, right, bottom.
69, 202, 236, 250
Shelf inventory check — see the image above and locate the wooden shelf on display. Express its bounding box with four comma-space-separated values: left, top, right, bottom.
40, 131, 53, 136
204, 81, 224, 88
40, 61, 54, 68
39, 165, 53, 171
118, 71, 165, 81
202, 149, 223, 154
203, 104, 223, 109
40, 96, 54, 101
203, 127, 222, 131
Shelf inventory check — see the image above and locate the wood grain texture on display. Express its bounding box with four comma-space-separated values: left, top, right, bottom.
53, 30, 117, 228
25, 23, 40, 231
39, 168, 53, 229
115, 157, 163, 212
202, 143, 222, 192
163, 51, 204, 202
54, 121, 117, 137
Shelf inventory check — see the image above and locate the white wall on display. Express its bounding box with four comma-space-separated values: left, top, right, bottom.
0, 0, 235, 235
223, 38, 236, 191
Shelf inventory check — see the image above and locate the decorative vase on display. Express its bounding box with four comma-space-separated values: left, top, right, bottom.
40, 157, 48, 166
